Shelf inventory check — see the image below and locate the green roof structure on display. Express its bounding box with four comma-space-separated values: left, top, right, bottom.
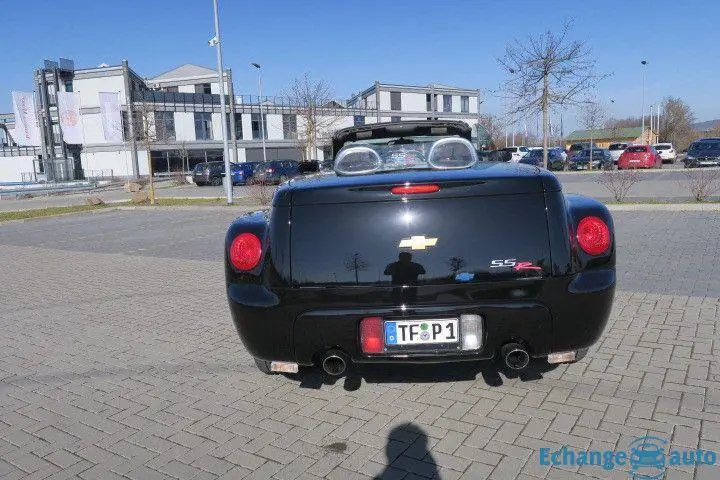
565, 126, 644, 141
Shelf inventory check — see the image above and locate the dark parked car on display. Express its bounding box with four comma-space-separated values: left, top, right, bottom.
519, 148, 566, 170
567, 142, 598, 158
229, 162, 261, 185
486, 149, 513, 162
192, 161, 226, 186
225, 121, 615, 377
298, 160, 320, 174
567, 148, 614, 170
253, 160, 301, 184
684, 138, 720, 168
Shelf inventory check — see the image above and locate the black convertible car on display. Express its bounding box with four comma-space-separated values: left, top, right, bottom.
225, 121, 615, 377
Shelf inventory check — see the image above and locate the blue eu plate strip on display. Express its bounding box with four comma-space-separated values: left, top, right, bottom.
385, 322, 397, 345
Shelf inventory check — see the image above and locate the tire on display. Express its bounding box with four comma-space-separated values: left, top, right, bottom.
195, 181, 206, 187
254, 358, 275, 375
210, 176, 222, 186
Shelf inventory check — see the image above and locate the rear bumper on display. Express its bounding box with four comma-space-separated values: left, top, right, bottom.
227, 269, 615, 365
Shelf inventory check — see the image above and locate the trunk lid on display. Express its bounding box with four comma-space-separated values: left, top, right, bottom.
286, 164, 556, 287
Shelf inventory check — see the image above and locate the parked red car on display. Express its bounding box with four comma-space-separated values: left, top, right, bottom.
617, 145, 661, 169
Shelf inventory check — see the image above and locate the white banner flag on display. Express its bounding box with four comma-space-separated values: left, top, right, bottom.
99, 92, 123, 142
57, 91, 84, 144
11, 91, 41, 146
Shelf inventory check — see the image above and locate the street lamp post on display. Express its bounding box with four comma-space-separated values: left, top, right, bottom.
251, 63, 267, 163
640, 60, 647, 144
210, 0, 232, 204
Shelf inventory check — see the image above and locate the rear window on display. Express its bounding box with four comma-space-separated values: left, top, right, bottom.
626, 146, 647, 153
608, 143, 627, 150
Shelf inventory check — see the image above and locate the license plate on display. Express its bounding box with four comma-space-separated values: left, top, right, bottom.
385, 319, 459, 346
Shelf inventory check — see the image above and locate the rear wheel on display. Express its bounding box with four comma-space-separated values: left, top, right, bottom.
254, 358, 275, 375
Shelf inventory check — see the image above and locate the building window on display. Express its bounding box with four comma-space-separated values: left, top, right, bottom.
426, 94, 432, 112
64, 81, 73, 92
353, 115, 365, 126
391, 116, 401, 123
226, 113, 242, 139
461, 96, 469, 113
154, 111, 176, 141
194, 112, 213, 140
282, 114, 297, 139
443, 95, 452, 112
390, 91, 401, 111
251, 113, 267, 139
121, 111, 130, 141
195, 83, 212, 94
164, 86, 179, 93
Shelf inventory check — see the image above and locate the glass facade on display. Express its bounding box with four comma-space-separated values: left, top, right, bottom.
154, 111, 176, 141
390, 91, 401, 111
283, 114, 297, 139
443, 95, 452, 112
251, 113, 267, 139
194, 112, 213, 140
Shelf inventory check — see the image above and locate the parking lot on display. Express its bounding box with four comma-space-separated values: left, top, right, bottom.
1, 209, 719, 479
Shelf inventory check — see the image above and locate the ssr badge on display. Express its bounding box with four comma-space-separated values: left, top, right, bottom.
490, 258, 542, 271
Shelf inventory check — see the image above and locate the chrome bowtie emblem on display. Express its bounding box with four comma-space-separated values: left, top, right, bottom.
399, 235, 438, 250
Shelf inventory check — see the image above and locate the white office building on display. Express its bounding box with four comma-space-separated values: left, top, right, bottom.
0, 59, 482, 182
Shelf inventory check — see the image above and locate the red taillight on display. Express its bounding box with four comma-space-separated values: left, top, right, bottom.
267, 168, 274, 173
576, 216, 611, 256
391, 184, 440, 195
229, 233, 262, 270
360, 317, 384, 354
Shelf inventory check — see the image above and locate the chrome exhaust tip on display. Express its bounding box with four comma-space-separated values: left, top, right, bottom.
501, 343, 530, 370
321, 350, 347, 376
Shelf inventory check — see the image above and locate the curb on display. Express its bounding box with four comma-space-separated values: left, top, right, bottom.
115, 205, 260, 213
606, 203, 720, 211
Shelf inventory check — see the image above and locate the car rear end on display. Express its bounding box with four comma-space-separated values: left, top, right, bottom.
653, 143, 676, 163
225, 165, 615, 374
192, 163, 210, 185
618, 146, 655, 169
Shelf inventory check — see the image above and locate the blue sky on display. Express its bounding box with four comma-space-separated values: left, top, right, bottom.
2, 0, 717, 131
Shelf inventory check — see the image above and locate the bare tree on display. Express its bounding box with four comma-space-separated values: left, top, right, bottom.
171, 142, 191, 186
498, 22, 609, 169
478, 114, 505, 150
597, 169, 642, 202
659, 97, 696, 151
683, 169, 720, 202
577, 100, 606, 169
133, 102, 159, 204
344, 252, 368, 285
284, 73, 341, 160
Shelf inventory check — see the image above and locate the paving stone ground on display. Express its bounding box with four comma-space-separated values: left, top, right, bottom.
1, 209, 719, 479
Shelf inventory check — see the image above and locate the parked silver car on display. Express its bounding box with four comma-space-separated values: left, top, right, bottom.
608, 142, 631, 164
